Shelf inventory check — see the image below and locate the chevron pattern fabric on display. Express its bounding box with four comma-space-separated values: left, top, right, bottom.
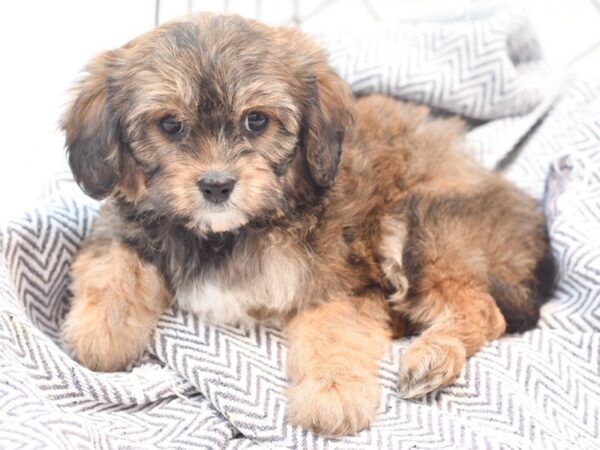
316, 3, 552, 122
1, 5, 599, 449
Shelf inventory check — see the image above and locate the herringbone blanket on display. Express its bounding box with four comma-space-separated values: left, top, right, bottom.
1, 5, 599, 449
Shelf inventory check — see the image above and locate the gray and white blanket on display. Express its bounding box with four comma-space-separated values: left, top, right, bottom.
1, 5, 599, 449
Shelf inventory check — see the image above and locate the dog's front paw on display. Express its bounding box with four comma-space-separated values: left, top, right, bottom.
398, 336, 466, 399
286, 375, 379, 436
62, 306, 143, 372
62, 291, 154, 372
63, 243, 169, 372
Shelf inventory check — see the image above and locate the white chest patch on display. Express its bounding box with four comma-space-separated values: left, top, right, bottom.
175, 244, 309, 327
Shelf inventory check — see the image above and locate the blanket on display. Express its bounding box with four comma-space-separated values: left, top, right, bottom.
1, 4, 599, 449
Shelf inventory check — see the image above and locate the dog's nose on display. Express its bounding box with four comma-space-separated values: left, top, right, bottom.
198, 175, 236, 203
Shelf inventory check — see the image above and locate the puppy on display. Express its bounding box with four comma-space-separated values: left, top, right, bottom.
61, 14, 555, 436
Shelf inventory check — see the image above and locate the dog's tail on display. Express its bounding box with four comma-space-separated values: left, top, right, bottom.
491, 222, 557, 334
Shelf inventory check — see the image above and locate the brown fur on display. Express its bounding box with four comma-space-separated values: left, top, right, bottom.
286, 298, 390, 436
61, 14, 555, 436
63, 241, 170, 371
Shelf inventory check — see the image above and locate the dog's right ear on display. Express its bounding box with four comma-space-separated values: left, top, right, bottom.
62, 50, 124, 199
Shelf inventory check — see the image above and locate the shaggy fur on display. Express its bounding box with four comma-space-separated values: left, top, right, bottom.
61, 14, 556, 436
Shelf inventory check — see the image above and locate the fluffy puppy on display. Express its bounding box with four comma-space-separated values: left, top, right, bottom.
61, 14, 555, 436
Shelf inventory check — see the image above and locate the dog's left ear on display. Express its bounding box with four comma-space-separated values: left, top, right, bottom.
302, 64, 354, 188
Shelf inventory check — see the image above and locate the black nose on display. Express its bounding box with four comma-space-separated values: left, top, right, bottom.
198, 175, 236, 203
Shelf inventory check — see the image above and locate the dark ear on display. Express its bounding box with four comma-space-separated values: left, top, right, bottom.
62, 50, 123, 199
302, 66, 354, 188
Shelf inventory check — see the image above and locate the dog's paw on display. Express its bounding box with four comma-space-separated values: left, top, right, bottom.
63, 244, 169, 372
62, 282, 169, 372
398, 336, 466, 399
62, 301, 146, 372
286, 375, 379, 436
61, 286, 155, 372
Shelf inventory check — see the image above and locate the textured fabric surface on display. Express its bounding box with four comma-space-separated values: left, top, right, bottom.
1, 5, 599, 450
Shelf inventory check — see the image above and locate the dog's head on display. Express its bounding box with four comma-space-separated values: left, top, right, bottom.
62, 14, 353, 233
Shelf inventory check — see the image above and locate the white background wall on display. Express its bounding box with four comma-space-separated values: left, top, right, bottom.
0, 0, 598, 221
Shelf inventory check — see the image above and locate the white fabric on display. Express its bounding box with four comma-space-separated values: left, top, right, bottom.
1, 5, 599, 449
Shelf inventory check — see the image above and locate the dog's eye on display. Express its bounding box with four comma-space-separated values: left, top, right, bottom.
244, 111, 269, 133
159, 116, 184, 136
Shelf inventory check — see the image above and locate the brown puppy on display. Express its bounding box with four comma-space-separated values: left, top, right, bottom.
61, 14, 555, 436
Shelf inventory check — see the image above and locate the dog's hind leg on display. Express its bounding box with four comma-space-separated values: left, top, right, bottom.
397, 279, 506, 399
62, 241, 170, 371
284, 297, 391, 436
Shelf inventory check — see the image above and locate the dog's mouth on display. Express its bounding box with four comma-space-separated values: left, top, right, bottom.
184, 182, 285, 234
193, 207, 249, 234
